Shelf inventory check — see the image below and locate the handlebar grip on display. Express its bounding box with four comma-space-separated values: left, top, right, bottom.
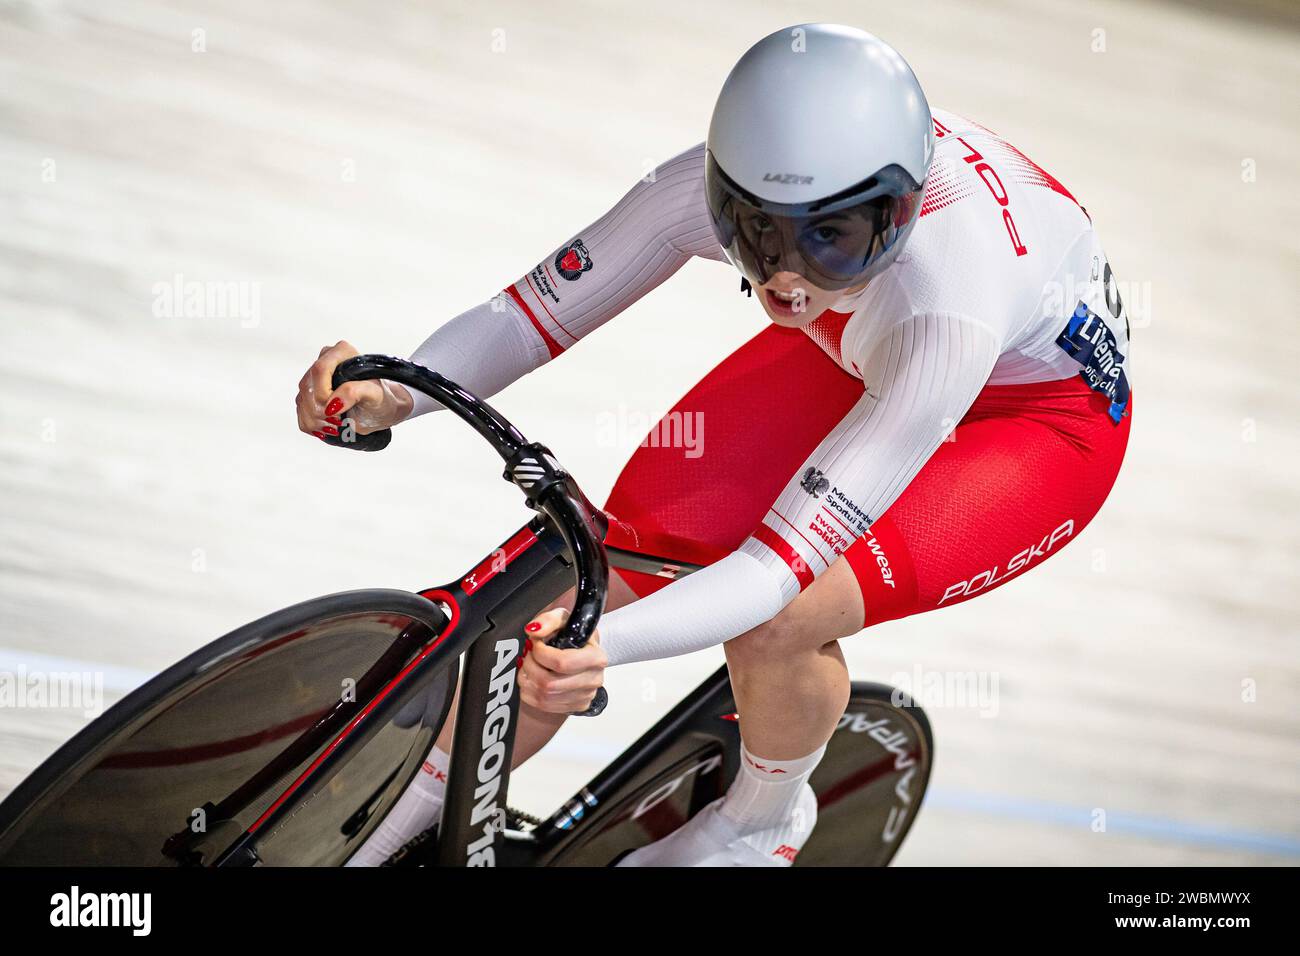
321, 363, 394, 452
320, 424, 392, 452
571, 687, 607, 718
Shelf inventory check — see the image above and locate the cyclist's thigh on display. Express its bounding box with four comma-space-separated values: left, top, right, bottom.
844, 376, 1133, 626
605, 324, 861, 596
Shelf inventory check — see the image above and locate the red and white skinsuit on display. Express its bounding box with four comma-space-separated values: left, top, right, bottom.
405, 110, 1134, 664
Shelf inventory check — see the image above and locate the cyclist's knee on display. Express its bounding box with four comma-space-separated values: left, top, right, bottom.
727, 561, 864, 669
725, 614, 798, 669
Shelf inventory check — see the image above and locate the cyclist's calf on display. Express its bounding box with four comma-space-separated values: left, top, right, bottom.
721, 558, 862, 758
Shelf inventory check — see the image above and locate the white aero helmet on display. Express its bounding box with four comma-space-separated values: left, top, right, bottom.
705, 24, 934, 291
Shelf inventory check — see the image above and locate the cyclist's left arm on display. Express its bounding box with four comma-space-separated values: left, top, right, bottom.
596, 311, 1002, 665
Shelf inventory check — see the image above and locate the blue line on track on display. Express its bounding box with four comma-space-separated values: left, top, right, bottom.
923, 786, 1300, 858
3, 648, 1297, 858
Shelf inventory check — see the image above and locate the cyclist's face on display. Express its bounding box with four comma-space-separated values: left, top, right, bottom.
757, 271, 869, 328
739, 207, 878, 326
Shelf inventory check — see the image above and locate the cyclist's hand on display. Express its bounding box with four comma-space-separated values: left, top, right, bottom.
519, 608, 607, 715
295, 340, 413, 440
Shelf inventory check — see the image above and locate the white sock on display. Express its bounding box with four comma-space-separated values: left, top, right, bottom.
617, 784, 818, 867
345, 743, 450, 867
719, 741, 826, 832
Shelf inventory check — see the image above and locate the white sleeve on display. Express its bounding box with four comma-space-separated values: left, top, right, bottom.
405, 294, 549, 417
405, 144, 724, 419
600, 551, 781, 666
596, 311, 1001, 665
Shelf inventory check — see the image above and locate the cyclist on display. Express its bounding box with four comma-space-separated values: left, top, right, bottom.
297, 23, 1133, 867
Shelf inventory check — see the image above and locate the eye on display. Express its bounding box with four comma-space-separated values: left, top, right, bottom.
753, 215, 774, 232
811, 225, 841, 243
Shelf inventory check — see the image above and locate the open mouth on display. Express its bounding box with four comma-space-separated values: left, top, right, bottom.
764, 287, 802, 317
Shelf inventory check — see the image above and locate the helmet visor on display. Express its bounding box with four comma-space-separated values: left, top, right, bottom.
705, 153, 924, 292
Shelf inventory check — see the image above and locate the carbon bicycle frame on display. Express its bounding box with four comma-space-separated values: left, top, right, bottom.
424, 514, 703, 866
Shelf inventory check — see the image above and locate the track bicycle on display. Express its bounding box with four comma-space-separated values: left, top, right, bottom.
0, 356, 932, 866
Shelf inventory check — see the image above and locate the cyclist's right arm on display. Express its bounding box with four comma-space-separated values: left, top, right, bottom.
402, 143, 724, 419
297, 144, 722, 436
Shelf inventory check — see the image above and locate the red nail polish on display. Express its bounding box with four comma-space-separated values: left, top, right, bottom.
525, 622, 541, 633
322, 426, 338, 436
517, 638, 532, 669
325, 397, 344, 416
313, 431, 325, 439
326, 416, 342, 426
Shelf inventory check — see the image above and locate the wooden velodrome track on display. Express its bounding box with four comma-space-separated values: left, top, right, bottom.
0, 0, 1296, 864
